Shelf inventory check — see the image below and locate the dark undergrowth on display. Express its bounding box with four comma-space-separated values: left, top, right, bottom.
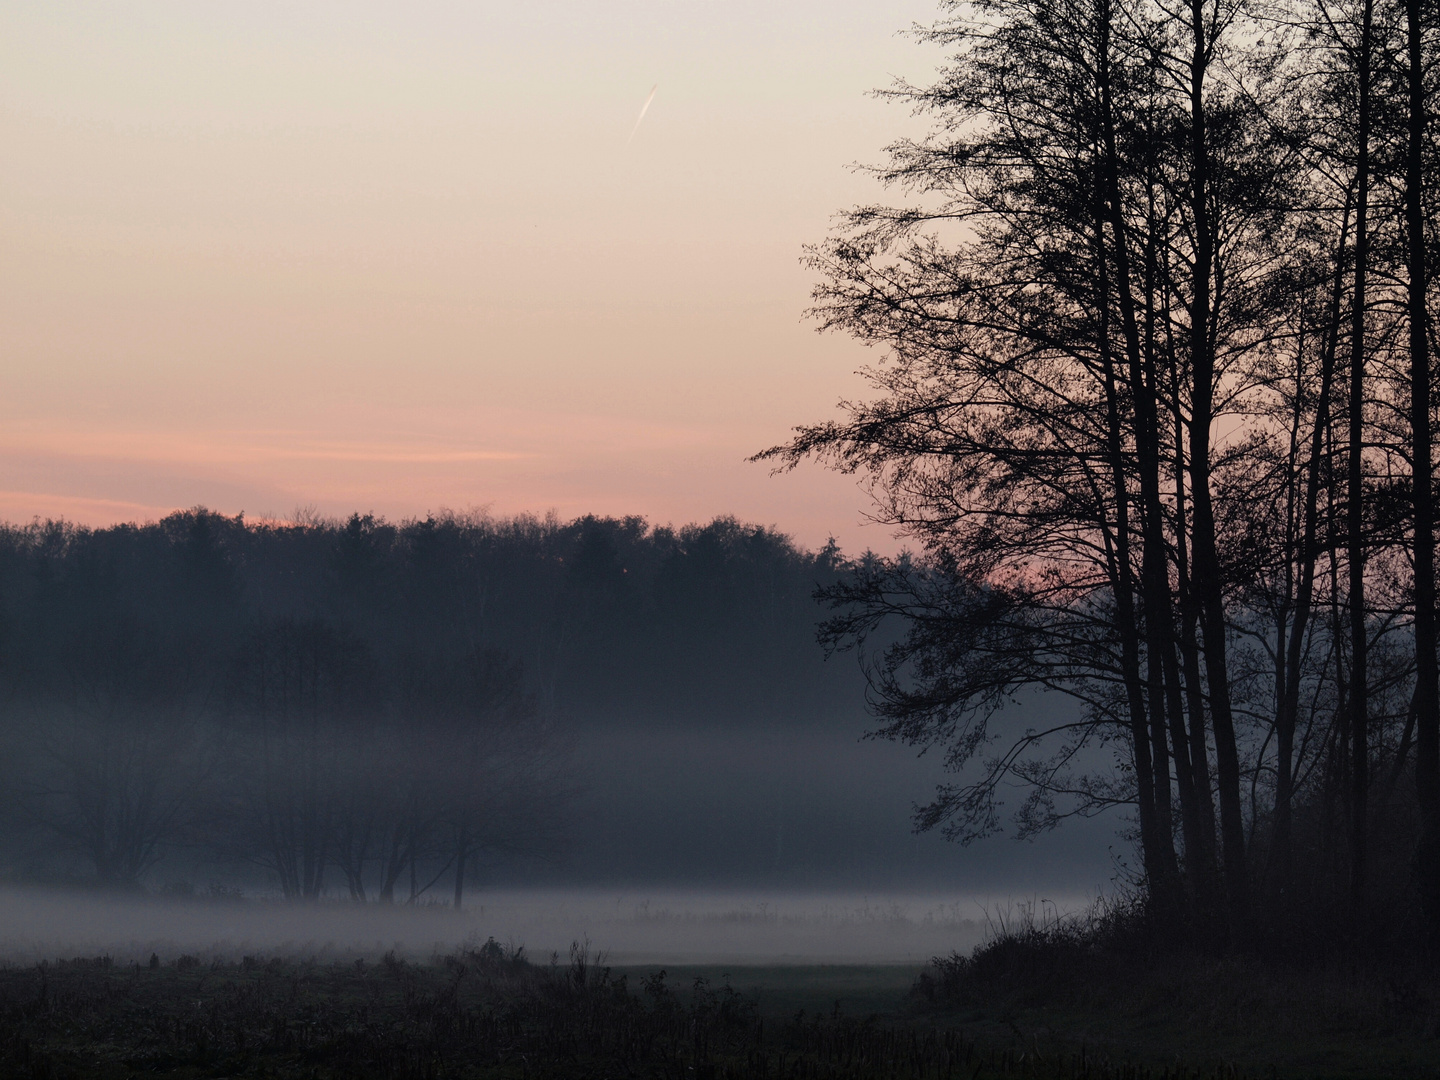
0, 937, 1254, 1080
914, 898, 1440, 1079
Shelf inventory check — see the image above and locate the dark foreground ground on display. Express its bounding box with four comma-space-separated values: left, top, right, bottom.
0, 941, 1436, 1079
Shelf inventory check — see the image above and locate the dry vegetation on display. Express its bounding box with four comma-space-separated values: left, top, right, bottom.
915, 901, 1440, 1078
0, 937, 1272, 1080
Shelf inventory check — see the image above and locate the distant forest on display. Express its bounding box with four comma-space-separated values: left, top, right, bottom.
0, 509, 854, 898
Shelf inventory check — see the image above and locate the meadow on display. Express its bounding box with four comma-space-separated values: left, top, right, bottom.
2, 889, 1436, 1079
0, 941, 1248, 1080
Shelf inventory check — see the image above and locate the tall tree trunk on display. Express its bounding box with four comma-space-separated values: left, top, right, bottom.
1169, 336, 1220, 895
1095, 177, 1167, 885
379, 825, 412, 904
1405, 0, 1440, 939
454, 831, 470, 910
1095, 1, 1182, 891
1274, 195, 1352, 896
1184, 0, 1248, 925
1348, 0, 1373, 917
1173, 418, 1219, 852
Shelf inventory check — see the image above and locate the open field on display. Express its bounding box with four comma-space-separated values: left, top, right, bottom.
2, 889, 1437, 1077
0, 945, 1263, 1080
2, 937, 1436, 1077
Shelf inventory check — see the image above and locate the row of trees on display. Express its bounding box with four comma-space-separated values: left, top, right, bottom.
0, 510, 844, 895
769, 0, 1440, 943
5, 606, 560, 902
0, 509, 847, 723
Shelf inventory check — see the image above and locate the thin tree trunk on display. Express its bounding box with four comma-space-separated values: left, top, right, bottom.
1274, 194, 1352, 895
1094, 179, 1165, 884
1096, 0, 1182, 893
1170, 339, 1220, 890
1184, 0, 1248, 925
1405, 0, 1440, 939
454, 831, 470, 910
1347, 0, 1373, 917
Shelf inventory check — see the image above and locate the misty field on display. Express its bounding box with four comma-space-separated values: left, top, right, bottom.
0, 890, 1436, 1078
0, 887, 1001, 967
0, 942, 1269, 1080
4, 936, 1438, 1079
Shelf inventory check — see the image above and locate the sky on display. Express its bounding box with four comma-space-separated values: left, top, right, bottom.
0, 0, 941, 553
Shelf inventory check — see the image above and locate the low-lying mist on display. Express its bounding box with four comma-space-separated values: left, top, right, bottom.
0, 886, 1095, 967
0, 512, 1124, 965
559, 723, 1118, 891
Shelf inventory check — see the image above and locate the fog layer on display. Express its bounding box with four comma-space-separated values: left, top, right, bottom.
0, 512, 1120, 899
0, 886, 1100, 966
556, 725, 1118, 890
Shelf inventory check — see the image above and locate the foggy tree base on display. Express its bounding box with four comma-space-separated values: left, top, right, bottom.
0, 509, 860, 896
0, 941, 1301, 1080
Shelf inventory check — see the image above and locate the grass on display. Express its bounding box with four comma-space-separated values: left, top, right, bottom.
609, 963, 925, 1020
4, 892, 1435, 1080
0, 939, 1274, 1079
911, 899, 1440, 1079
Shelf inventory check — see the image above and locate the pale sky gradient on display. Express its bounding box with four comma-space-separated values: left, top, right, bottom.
0, 1, 938, 552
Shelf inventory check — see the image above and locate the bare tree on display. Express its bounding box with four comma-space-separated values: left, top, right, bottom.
19, 622, 210, 886
225, 619, 372, 901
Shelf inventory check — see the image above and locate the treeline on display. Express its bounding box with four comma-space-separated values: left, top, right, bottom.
0, 509, 847, 896
766, 0, 1440, 946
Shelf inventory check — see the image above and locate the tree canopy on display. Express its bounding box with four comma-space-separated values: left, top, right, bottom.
764, 0, 1440, 944
0, 509, 852, 895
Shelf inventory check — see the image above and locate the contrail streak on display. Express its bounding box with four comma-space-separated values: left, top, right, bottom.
627, 84, 657, 144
